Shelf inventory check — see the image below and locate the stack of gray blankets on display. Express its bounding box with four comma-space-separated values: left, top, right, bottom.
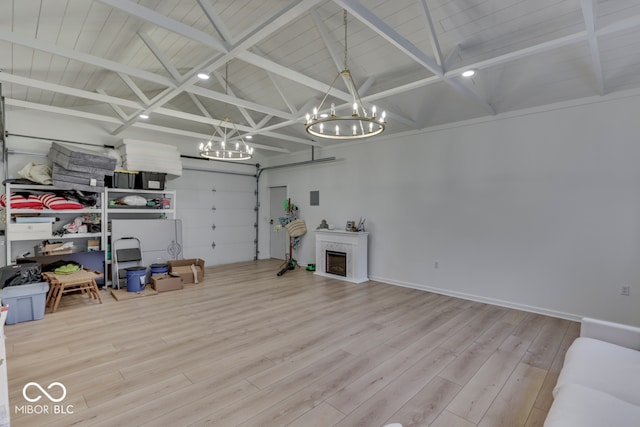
47, 142, 117, 192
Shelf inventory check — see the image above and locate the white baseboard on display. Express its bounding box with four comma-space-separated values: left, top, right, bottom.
369, 275, 581, 322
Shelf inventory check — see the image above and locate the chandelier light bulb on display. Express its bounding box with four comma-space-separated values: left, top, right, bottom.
372, 105, 377, 118
320, 123, 324, 133
352, 102, 358, 116
335, 125, 339, 135
313, 108, 318, 119
352, 125, 357, 135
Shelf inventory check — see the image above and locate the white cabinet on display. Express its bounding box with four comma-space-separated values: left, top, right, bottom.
4, 183, 106, 265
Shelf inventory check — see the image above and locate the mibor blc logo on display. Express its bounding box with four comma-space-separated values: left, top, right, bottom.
15, 382, 74, 415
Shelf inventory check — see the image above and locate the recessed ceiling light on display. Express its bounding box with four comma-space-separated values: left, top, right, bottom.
245, 135, 253, 139
197, 72, 210, 80
320, 113, 329, 118
461, 69, 476, 78
139, 114, 149, 119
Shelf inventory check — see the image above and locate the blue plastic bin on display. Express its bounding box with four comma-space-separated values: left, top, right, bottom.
1, 282, 49, 324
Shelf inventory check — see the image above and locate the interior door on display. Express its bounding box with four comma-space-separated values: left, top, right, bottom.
269, 186, 287, 260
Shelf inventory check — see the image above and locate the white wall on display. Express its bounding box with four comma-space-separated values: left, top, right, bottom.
4, 92, 640, 325
259, 91, 640, 326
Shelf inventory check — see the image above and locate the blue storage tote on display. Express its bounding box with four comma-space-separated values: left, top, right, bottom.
1, 282, 49, 324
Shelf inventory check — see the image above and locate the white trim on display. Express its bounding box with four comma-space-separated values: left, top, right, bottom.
369, 275, 582, 322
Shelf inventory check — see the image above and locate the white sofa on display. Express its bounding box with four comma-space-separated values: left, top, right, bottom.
544, 317, 640, 427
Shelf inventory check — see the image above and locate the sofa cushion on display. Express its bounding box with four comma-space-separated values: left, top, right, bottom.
545, 383, 640, 427
554, 337, 640, 405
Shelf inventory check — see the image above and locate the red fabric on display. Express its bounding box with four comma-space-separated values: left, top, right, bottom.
0, 193, 44, 209
38, 193, 84, 210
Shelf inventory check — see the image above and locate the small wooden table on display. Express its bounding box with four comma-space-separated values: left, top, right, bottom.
42, 269, 103, 313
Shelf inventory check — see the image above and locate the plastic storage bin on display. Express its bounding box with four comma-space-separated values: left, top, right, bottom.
1, 282, 49, 324
106, 171, 137, 189
135, 172, 166, 190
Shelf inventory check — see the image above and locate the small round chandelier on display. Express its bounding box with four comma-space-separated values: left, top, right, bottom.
305, 10, 386, 140
199, 118, 254, 161
199, 63, 254, 161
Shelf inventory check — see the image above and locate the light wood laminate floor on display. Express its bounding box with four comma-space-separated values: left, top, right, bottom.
5, 259, 578, 427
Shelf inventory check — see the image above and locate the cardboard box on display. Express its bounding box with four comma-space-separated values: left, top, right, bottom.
87, 239, 100, 252
150, 274, 183, 292
40, 242, 72, 256
168, 258, 205, 284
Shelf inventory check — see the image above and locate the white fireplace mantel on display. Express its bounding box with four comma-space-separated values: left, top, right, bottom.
315, 230, 369, 283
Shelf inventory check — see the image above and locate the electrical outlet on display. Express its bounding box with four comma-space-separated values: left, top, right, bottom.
621, 285, 631, 296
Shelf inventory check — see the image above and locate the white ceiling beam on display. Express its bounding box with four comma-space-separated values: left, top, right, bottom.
419, 0, 444, 66
196, 0, 233, 46
581, 0, 605, 95
96, 0, 227, 53
443, 44, 461, 73
112, 0, 322, 135
137, 31, 182, 81
117, 73, 150, 105
238, 51, 352, 102
189, 85, 293, 120
598, 13, 640, 37
334, 0, 493, 114
310, 10, 343, 71
445, 32, 587, 78
0, 29, 176, 88
5, 98, 122, 124
334, 0, 443, 77
188, 93, 214, 120
6, 97, 290, 154
0, 72, 143, 109
211, 69, 257, 128
97, 89, 129, 120
256, 115, 274, 128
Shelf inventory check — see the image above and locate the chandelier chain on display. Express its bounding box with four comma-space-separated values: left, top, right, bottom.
343, 9, 348, 70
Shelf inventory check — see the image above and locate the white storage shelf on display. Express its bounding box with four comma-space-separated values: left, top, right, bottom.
104, 188, 176, 287
4, 183, 107, 265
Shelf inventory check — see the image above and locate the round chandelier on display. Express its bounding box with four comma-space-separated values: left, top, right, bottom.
199, 118, 254, 161
199, 63, 254, 161
305, 10, 386, 140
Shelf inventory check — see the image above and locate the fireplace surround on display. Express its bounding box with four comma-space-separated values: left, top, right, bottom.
315, 230, 369, 283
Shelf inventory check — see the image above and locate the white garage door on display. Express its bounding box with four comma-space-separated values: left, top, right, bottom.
170, 169, 256, 266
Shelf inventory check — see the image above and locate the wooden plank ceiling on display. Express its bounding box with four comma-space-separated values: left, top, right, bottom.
1, 0, 640, 159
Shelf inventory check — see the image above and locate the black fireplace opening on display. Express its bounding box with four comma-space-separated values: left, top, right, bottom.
326, 250, 347, 277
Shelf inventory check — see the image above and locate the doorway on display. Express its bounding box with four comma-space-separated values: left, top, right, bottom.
269, 186, 287, 260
